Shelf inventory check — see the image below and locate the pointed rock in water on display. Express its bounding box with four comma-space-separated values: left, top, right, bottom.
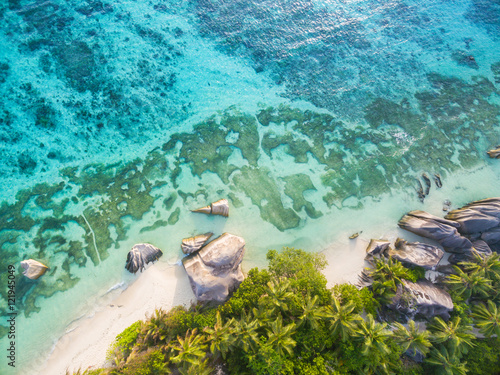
434, 174, 442, 188
398, 210, 472, 252
389, 279, 453, 319
125, 243, 163, 274
365, 239, 391, 257
387, 238, 444, 270
416, 179, 425, 202
192, 199, 229, 217
487, 146, 500, 159
181, 232, 213, 255
182, 233, 245, 302
421, 173, 431, 196
20, 259, 48, 279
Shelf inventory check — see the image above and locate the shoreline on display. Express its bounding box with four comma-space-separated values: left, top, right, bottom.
39, 237, 372, 375
39, 263, 195, 375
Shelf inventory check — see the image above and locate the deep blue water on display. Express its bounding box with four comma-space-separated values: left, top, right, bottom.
1, 0, 500, 373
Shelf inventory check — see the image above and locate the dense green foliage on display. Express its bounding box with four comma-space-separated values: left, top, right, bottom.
74, 248, 500, 375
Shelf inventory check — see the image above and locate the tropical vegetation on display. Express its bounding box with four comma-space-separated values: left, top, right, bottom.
70, 247, 500, 375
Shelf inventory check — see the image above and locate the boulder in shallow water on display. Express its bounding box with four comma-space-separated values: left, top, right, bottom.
398, 210, 473, 252
125, 243, 163, 274
487, 146, 500, 159
389, 279, 453, 319
387, 238, 444, 270
20, 259, 48, 279
365, 239, 391, 257
192, 199, 229, 217
181, 232, 213, 255
182, 233, 245, 302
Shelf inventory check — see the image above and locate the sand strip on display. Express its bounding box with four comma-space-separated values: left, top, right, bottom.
40, 263, 195, 375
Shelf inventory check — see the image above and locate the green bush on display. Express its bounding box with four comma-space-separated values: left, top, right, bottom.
267, 247, 330, 304
108, 321, 142, 362
332, 283, 378, 315
461, 338, 500, 375
218, 267, 271, 318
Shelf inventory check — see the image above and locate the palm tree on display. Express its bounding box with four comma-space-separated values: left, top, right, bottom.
232, 312, 260, 353
425, 346, 468, 375
298, 294, 327, 330
471, 300, 500, 339
169, 328, 207, 372
366, 257, 410, 291
444, 267, 492, 300
354, 314, 392, 359
325, 296, 362, 341
461, 251, 500, 282
142, 308, 168, 344
203, 311, 235, 359
259, 278, 295, 316
392, 320, 432, 356
428, 316, 475, 356
266, 314, 297, 356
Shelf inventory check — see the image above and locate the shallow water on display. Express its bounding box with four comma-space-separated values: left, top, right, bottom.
1, 0, 499, 373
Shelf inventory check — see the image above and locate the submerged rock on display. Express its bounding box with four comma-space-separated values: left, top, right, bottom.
192, 199, 229, 217
181, 232, 213, 255
125, 244, 163, 274
20, 259, 48, 279
487, 146, 500, 159
389, 279, 453, 319
182, 233, 245, 302
387, 238, 444, 270
434, 174, 442, 188
398, 210, 472, 252
365, 239, 391, 257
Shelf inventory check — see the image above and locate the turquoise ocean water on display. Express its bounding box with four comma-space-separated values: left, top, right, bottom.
1, 0, 499, 373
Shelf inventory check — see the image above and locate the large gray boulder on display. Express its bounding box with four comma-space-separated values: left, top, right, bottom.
389, 279, 453, 319
387, 238, 444, 270
445, 198, 500, 234
448, 240, 493, 264
398, 210, 473, 252
20, 259, 48, 279
365, 239, 391, 257
125, 244, 163, 274
182, 233, 245, 303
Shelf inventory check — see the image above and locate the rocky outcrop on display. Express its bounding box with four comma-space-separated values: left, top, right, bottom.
192, 199, 229, 217
125, 244, 163, 274
389, 279, 453, 319
20, 259, 48, 279
398, 210, 473, 252
387, 238, 444, 270
183, 233, 245, 302
181, 233, 213, 255
365, 239, 391, 257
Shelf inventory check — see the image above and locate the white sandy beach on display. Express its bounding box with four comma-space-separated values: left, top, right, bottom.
40, 263, 196, 375
39, 237, 371, 375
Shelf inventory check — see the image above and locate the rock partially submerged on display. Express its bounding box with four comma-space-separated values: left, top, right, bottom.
487, 146, 500, 159
192, 199, 229, 217
387, 238, 444, 270
445, 198, 500, 234
20, 259, 48, 279
125, 244, 163, 274
389, 279, 453, 319
365, 239, 391, 257
183, 233, 245, 302
181, 233, 213, 255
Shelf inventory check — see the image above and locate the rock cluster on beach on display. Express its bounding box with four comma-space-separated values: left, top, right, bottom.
364, 197, 500, 318
182, 233, 245, 303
